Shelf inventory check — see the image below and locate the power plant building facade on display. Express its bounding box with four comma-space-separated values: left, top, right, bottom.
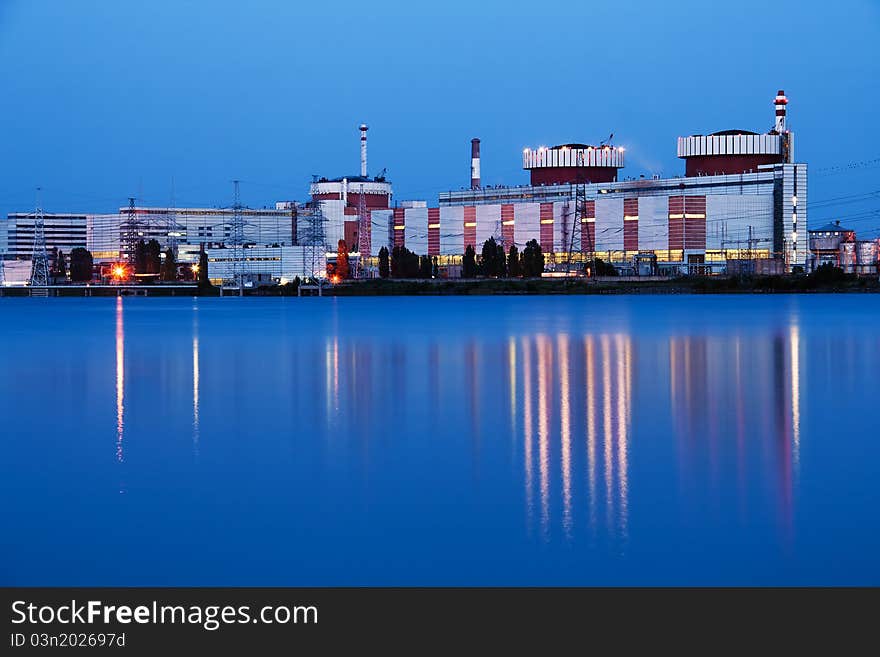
364, 90, 808, 273
2, 90, 826, 283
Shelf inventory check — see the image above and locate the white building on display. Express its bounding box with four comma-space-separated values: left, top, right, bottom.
86, 206, 297, 262
182, 245, 327, 284
3, 212, 88, 260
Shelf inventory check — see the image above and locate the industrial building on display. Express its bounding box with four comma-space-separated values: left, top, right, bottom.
808, 221, 878, 275
11, 88, 876, 285
1, 204, 317, 285
365, 90, 809, 275
308, 124, 393, 258
86, 205, 298, 262
2, 212, 87, 261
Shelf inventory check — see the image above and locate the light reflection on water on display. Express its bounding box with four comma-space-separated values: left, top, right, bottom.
1, 295, 878, 585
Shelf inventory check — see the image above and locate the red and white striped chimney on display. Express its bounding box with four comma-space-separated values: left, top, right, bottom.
470, 138, 481, 190
774, 90, 788, 133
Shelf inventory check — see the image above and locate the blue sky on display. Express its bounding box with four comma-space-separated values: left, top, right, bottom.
0, 0, 878, 235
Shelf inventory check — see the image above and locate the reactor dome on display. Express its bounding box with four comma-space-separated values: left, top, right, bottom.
522, 143, 624, 185
677, 90, 793, 177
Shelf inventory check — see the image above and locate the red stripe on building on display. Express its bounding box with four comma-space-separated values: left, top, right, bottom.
623, 198, 639, 252
463, 206, 476, 251
343, 220, 358, 250
684, 196, 707, 250
346, 192, 391, 210
540, 203, 554, 253
668, 196, 684, 251
581, 200, 596, 253
428, 207, 440, 256
393, 207, 405, 249
501, 204, 515, 251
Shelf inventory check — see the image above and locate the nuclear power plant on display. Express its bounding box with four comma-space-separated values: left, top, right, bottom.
3, 89, 874, 286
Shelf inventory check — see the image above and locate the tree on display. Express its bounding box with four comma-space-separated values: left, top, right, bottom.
496, 240, 507, 277
55, 250, 67, 281
69, 247, 93, 282
146, 239, 162, 274
134, 239, 148, 274
336, 240, 349, 279
810, 262, 846, 284
462, 244, 477, 278
390, 246, 402, 277
161, 248, 177, 281
390, 246, 419, 278
481, 237, 503, 277
418, 255, 433, 279
593, 258, 617, 276
507, 244, 521, 277
521, 239, 545, 277
378, 246, 390, 279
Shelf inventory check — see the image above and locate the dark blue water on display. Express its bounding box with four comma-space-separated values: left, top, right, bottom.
1, 295, 878, 585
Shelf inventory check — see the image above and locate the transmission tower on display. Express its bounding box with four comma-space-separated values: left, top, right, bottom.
356, 183, 370, 277
167, 177, 179, 257
565, 184, 588, 275
229, 180, 245, 295
120, 197, 140, 264
302, 201, 328, 281
29, 187, 50, 288
0, 249, 6, 287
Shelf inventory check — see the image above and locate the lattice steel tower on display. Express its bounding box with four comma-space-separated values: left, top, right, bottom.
565, 184, 589, 275
229, 180, 245, 295
302, 200, 328, 281
168, 177, 180, 257
29, 187, 50, 287
356, 183, 369, 277
120, 197, 140, 264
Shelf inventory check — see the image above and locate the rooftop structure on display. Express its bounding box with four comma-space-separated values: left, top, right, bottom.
522, 143, 625, 186
677, 90, 793, 177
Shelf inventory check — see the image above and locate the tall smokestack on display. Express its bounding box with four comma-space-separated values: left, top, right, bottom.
470, 138, 481, 190
774, 90, 788, 133
360, 124, 368, 178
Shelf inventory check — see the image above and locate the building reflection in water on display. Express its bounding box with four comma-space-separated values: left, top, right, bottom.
669, 321, 802, 536
115, 296, 125, 464
509, 324, 800, 543
789, 324, 801, 473
557, 334, 572, 539
325, 336, 339, 427
521, 336, 534, 528
192, 303, 200, 458
514, 332, 632, 544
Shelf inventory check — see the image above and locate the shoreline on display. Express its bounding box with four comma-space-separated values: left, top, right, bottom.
2, 275, 878, 297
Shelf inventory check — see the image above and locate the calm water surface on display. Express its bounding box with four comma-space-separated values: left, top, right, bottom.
1, 295, 878, 585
